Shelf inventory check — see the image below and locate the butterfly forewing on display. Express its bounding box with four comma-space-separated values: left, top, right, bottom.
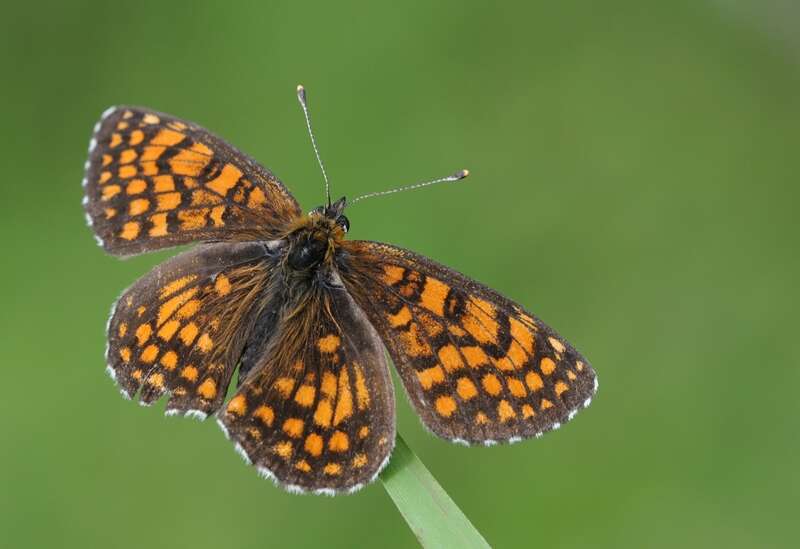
83, 107, 301, 256
340, 240, 597, 445
218, 282, 396, 494
106, 242, 277, 417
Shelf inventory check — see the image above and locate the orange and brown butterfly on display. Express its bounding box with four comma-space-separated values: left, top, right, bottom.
83, 86, 597, 495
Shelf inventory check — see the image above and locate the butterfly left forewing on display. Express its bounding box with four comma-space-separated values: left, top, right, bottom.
218, 283, 395, 494
339, 240, 597, 445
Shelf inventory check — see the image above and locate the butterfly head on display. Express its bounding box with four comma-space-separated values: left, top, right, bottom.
286, 197, 349, 271
309, 195, 349, 234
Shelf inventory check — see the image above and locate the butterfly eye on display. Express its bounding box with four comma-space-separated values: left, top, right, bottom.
336, 215, 350, 233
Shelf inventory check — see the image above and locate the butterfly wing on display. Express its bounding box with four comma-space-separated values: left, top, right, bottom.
106, 241, 279, 417
83, 106, 301, 256
339, 240, 598, 445
217, 280, 395, 494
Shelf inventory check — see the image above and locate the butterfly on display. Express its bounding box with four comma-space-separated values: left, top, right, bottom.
82, 87, 597, 495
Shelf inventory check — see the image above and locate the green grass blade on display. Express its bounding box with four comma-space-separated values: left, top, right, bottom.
380, 434, 491, 548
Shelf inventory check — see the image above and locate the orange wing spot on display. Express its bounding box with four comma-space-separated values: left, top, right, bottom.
153, 174, 175, 192
567, 370, 577, 381
160, 350, 178, 370
540, 398, 554, 410
196, 333, 213, 352
448, 324, 467, 337
554, 380, 569, 398
126, 178, 147, 195
304, 433, 323, 457
416, 365, 445, 390
495, 339, 527, 371
160, 275, 197, 299
522, 404, 535, 418
131, 368, 143, 380
418, 312, 443, 337
253, 405, 274, 426
388, 306, 412, 328
333, 369, 353, 426
140, 344, 159, 363
295, 460, 311, 473
142, 113, 160, 124
282, 418, 304, 438
119, 347, 131, 362
139, 144, 165, 163
507, 377, 527, 398
476, 411, 489, 424
116, 121, 129, 130
456, 377, 478, 400
109, 133, 122, 148
136, 305, 145, 316
481, 373, 503, 396
134, 323, 152, 346
178, 322, 199, 346
498, 400, 516, 422
178, 208, 208, 230
576, 361, 585, 372
183, 177, 199, 189
128, 198, 150, 216
190, 189, 223, 206
420, 277, 449, 316
155, 191, 182, 212
140, 162, 158, 176
180, 365, 198, 382
509, 317, 534, 354
101, 184, 120, 200
274, 377, 295, 398
381, 265, 405, 285
353, 365, 370, 410
212, 275, 231, 296
548, 337, 566, 354
151, 128, 185, 146
117, 323, 127, 337
323, 463, 342, 476
437, 344, 465, 372
149, 213, 168, 237
318, 334, 340, 353
177, 299, 201, 319
462, 298, 499, 344
99, 171, 112, 184
129, 129, 144, 145
226, 394, 247, 416
435, 395, 457, 417
169, 149, 209, 177
102, 154, 112, 166
157, 287, 199, 327
197, 378, 217, 399
209, 205, 226, 227
352, 454, 368, 468
274, 441, 293, 459
294, 385, 316, 407
399, 323, 432, 358
525, 371, 544, 391
118, 165, 137, 179
321, 371, 337, 398
119, 148, 137, 164
120, 221, 140, 240
358, 426, 369, 439
328, 431, 349, 452
206, 163, 242, 196
191, 141, 212, 155
540, 357, 556, 375
247, 186, 266, 208
148, 372, 165, 388
104, 208, 117, 219
461, 345, 490, 368
313, 400, 333, 428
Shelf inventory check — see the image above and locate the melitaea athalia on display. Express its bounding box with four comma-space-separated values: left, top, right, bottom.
82, 87, 597, 495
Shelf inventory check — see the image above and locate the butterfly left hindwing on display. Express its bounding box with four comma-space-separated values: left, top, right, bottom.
339, 240, 598, 445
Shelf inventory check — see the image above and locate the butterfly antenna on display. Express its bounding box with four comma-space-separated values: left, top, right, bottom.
349, 169, 469, 206
296, 84, 331, 207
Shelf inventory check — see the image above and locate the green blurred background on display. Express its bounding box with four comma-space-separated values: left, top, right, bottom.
2, 1, 798, 547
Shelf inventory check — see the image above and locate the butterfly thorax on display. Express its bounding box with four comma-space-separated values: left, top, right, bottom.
284, 196, 349, 272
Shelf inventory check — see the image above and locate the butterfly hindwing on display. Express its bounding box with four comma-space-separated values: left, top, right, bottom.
106, 241, 277, 417
218, 281, 396, 494
340, 240, 598, 445
83, 107, 301, 256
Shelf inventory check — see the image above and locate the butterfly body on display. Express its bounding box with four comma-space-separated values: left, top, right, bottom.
84, 104, 597, 495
